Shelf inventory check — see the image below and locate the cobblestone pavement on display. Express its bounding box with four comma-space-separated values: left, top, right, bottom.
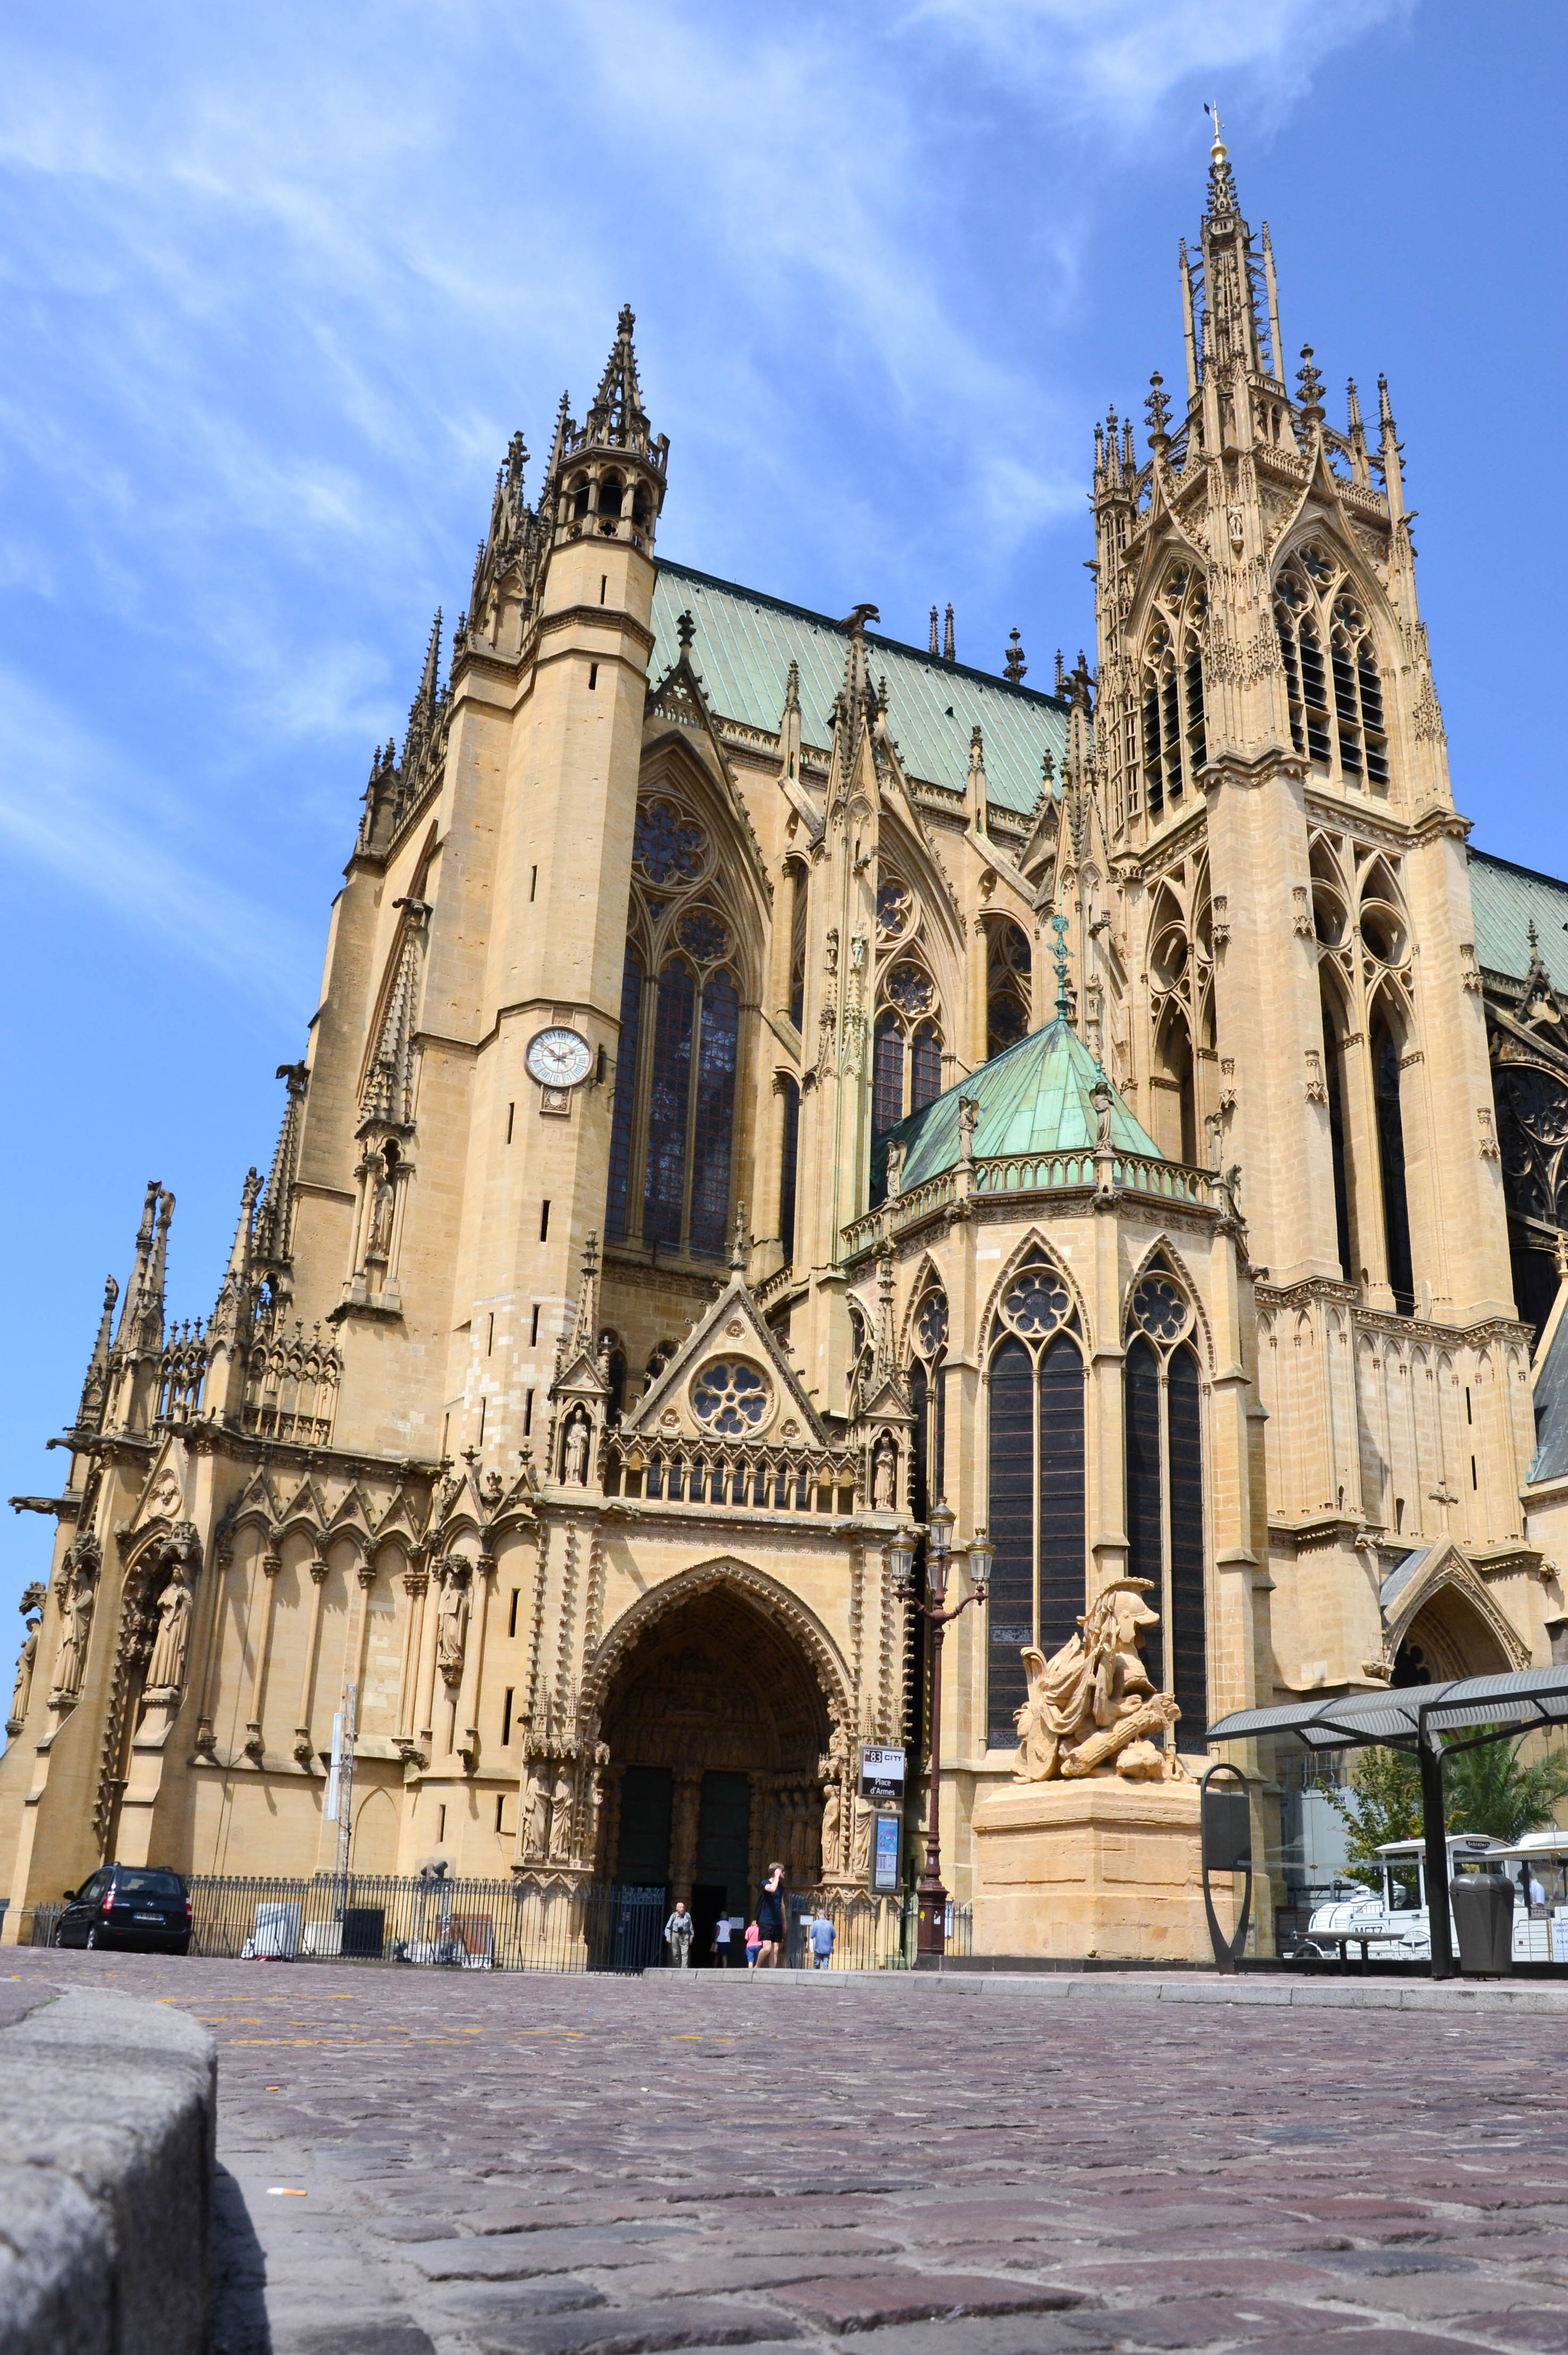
10, 1953, 1568, 2355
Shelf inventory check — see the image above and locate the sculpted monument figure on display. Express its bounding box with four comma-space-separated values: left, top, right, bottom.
145, 1554, 195, 1696
436, 1569, 470, 1681
563, 1412, 590, 1487
1013, 1577, 1182, 1783
548, 1769, 575, 1863
8, 1585, 46, 1730
871, 1434, 896, 1511
52, 1534, 102, 1701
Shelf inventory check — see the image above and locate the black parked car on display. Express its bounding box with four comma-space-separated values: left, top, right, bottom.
53, 1865, 192, 1954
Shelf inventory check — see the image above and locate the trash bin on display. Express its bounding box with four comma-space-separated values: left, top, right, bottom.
1450, 1868, 1514, 1975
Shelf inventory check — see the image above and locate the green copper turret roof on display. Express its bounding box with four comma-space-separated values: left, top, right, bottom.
872, 1017, 1162, 1195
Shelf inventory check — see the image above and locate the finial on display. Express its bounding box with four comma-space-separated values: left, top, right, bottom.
1051, 910, 1072, 1023
1145, 370, 1172, 451
1378, 372, 1396, 432
942, 604, 956, 663
677, 608, 695, 650
1203, 101, 1238, 217
618, 303, 635, 338
929, 605, 939, 657
1296, 344, 1325, 424
1055, 649, 1065, 695
1346, 377, 1363, 434
1004, 627, 1027, 683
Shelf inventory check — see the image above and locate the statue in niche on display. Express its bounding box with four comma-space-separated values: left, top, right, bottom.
144, 1549, 195, 1696
436, 1569, 470, 1683
548, 1768, 575, 1864
366, 1152, 394, 1258
563, 1412, 591, 1487
523, 1766, 550, 1858
871, 1435, 897, 1511
1013, 1578, 1182, 1783
8, 1584, 46, 1730
850, 1792, 873, 1879
52, 1536, 102, 1701
818, 1718, 849, 1874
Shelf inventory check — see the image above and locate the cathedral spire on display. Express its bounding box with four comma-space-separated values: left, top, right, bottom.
74, 1274, 119, 1435
1203, 104, 1238, 222
584, 306, 651, 452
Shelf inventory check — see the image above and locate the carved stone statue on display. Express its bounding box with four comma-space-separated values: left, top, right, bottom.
885, 1139, 905, 1202
51, 1534, 102, 1701
1013, 1578, 1181, 1783
8, 1584, 45, 1730
436, 1569, 470, 1682
523, 1767, 549, 1859
957, 1095, 980, 1160
850, 1792, 873, 1879
366, 1152, 394, 1258
818, 1717, 849, 1874
548, 1769, 575, 1863
563, 1412, 591, 1487
871, 1434, 897, 1511
144, 1554, 195, 1696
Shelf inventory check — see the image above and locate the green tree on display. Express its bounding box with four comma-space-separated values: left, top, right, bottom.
1443, 1733, 1568, 1842
1324, 1747, 1422, 1888
1324, 1734, 1568, 1885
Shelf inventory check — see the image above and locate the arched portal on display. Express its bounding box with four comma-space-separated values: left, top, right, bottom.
594, 1577, 836, 1954
1391, 1583, 1515, 1688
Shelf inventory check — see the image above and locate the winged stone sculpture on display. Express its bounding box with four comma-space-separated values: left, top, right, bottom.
1013, 1577, 1182, 1783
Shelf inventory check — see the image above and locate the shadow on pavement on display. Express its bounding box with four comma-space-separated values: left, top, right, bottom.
212, 2162, 272, 2355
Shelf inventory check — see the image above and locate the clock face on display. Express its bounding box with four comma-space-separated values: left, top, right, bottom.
526, 1026, 593, 1089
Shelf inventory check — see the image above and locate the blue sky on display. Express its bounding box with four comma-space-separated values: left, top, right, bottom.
2, 0, 1564, 1627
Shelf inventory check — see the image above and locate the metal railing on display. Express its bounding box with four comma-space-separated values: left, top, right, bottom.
24, 1880, 974, 1971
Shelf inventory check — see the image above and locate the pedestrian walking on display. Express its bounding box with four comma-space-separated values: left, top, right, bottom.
712, 1911, 734, 1968
808, 1908, 836, 1970
756, 1864, 785, 1969
744, 1917, 761, 1972
664, 1898, 695, 1969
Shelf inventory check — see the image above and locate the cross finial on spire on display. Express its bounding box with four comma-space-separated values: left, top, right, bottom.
1145, 368, 1171, 448
1296, 344, 1325, 424
1004, 628, 1027, 683
1203, 101, 1237, 217
677, 608, 695, 650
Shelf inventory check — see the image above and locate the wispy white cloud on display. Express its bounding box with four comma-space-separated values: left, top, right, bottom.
0, 665, 317, 1014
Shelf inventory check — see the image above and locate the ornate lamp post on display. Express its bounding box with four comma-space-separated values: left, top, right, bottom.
892, 1502, 990, 1957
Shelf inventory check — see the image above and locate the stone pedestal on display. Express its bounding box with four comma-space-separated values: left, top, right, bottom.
972, 1774, 1212, 1963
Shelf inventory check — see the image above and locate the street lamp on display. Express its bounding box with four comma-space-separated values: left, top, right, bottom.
892, 1502, 989, 1959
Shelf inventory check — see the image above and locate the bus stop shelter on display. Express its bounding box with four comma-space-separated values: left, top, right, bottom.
1208, 1666, 1568, 1977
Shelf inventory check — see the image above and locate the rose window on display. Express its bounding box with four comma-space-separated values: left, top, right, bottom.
915, 1289, 949, 1356
1002, 1266, 1070, 1336
877, 879, 912, 941
1132, 1274, 1189, 1342
885, 961, 934, 1016
634, 799, 705, 885
677, 908, 730, 965
691, 1360, 770, 1435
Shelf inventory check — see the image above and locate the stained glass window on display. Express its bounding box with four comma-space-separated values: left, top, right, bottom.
643, 960, 694, 1249
877, 877, 911, 940
634, 799, 704, 885
885, 961, 933, 1016
691, 1360, 769, 1434
986, 1270, 1086, 1748
873, 1013, 904, 1137
778, 1077, 800, 1263
911, 1023, 942, 1112
689, 969, 739, 1259
678, 908, 730, 965
604, 945, 643, 1243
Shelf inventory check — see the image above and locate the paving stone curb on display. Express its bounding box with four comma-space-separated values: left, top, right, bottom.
0, 1983, 216, 2355
644, 1968, 1568, 2011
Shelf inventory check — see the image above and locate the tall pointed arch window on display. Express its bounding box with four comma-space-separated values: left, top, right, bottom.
987, 921, 1032, 1058
777, 1076, 801, 1263
604, 797, 744, 1262
873, 956, 943, 1134
1276, 549, 1390, 795
1123, 1267, 1209, 1750
985, 1257, 1086, 1749
1139, 571, 1208, 819
1372, 1008, 1415, 1316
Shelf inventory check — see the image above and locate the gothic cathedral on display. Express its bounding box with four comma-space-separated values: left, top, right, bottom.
6, 130, 1568, 1946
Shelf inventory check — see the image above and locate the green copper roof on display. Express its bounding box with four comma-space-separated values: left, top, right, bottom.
649, 560, 1068, 818
1469, 849, 1568, 984
873, 1016, 1162, 1195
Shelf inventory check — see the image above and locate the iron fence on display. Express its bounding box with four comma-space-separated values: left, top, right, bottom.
21, 1878, 973, 1971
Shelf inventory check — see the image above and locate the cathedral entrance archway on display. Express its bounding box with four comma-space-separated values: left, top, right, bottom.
592, 1572, 839, 1959
1391, 1583, 1516, 1688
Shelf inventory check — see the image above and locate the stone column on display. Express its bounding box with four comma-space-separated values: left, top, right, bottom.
242, 1551, 282, 1760
670, 1767, 703, 1901
292, 1557, 329, 1766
